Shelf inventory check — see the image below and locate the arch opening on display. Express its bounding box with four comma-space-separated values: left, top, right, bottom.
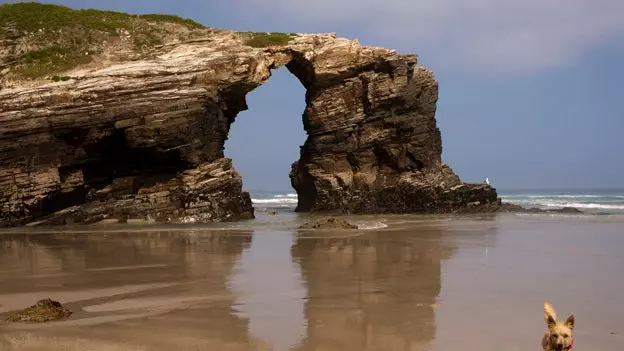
224, 65, 307, 211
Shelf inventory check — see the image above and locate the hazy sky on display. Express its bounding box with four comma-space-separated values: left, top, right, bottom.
7, 0, 624, 191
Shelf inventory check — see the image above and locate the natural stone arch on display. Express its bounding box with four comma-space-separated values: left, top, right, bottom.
248, 38, 493, 214
0, 32, 497, 227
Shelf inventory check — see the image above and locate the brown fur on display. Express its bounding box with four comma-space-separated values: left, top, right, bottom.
542, 302, 575, 351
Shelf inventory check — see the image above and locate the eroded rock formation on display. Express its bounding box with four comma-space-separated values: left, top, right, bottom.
0, 27, 498, 226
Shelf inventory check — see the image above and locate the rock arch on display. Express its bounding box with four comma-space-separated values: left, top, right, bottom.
0, 32, 497, 226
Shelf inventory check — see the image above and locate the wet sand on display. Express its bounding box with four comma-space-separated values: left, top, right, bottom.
1, 212, 623, 350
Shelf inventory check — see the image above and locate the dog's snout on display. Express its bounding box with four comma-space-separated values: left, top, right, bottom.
557, 343, 564, 349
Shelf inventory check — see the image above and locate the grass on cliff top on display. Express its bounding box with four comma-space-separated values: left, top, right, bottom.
0, 2, 206, 80
0, 2, 204, 33
138, 14, 204, 28
243, 31, 297, 48
18, 45, 93, 79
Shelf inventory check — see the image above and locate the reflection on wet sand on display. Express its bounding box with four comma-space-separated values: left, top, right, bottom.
0, 230, 251, 292
0, 229, 271, 351
5, 214, 622, 351
290, 227, 454, 351
0, 215, 514, 351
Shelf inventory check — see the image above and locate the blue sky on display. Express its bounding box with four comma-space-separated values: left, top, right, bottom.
6, 0, 624, 191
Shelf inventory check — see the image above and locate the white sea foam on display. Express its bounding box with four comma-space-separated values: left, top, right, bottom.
501, 194, 624, 199
356, 221, 389, 230
500, 192, 624, 213
252, 198, 298, 204
252, 193, 298, 206
515, 201, 624, 210
273, 193, 298, 198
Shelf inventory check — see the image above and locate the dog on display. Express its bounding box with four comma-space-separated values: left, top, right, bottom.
542, 301, 575, 350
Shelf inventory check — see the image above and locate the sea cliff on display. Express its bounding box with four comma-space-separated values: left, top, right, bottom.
0, 3, 497, 226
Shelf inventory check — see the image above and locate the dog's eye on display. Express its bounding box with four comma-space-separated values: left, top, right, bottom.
563, 334, 569, 338
551, 334, 558, 338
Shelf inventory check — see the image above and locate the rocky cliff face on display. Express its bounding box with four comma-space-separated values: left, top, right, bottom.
0, 11, 497, 226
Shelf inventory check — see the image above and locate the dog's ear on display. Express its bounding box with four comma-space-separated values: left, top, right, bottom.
544, 302, 557, 328
565, 314, 575, 330
544, 302, 557, 319
546, 315, 557, 329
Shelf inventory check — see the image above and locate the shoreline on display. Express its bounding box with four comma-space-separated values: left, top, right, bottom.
0, 203, 587, 229
2, 204, 622, 235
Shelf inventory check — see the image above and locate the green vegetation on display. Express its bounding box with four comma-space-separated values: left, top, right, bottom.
139, 14, 204, 29
0, 2, 302, 81
0, 2, 204, 33
0, 3, 130, 34
50, 75, 71, 82
243, 32, 296, 48
0, 2, 208, 79
16, 46, 92, 79
132, 32, 164, 50
22, 46, 70, 63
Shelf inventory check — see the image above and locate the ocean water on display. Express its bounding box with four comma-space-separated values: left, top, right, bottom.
250, 190, 299, 210
499, 189, 624, 214
250, 189, 624, 214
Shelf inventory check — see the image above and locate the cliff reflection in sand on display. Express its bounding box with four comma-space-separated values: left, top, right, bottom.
0, 229, 272, 350
1, 218, 463, 351
290, 226, 454, 351
0, 230, 251, 293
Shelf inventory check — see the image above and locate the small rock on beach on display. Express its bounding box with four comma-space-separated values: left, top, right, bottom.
5, 299, 72, 323
299, 217, 359, 229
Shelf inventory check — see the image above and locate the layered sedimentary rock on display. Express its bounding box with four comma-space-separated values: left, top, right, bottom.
0, 26, 497, 226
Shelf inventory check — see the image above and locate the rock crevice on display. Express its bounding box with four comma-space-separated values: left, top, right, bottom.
0, 30, 497, 226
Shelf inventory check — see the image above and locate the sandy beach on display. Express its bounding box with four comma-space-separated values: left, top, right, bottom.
1, 212, 623, 351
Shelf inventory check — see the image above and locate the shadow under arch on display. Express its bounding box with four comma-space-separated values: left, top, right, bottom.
290, 226, 455, 351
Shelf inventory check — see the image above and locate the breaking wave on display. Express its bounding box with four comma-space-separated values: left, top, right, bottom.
356, 221, 389, 230
251, 193, 298, 207
500, 191, 624, 214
